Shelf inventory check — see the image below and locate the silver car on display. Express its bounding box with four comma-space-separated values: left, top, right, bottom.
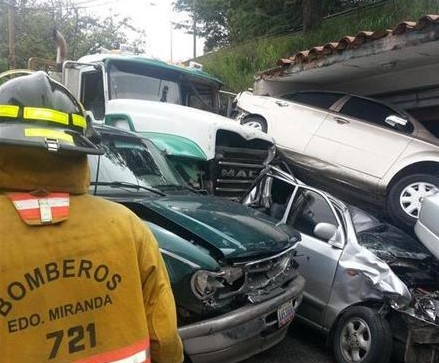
415, 193, 439, 260
242, 166, 439, 363
234, 90, 439, 230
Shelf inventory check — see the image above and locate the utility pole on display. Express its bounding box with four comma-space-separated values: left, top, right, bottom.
170, 23, 173, 63
192, 0, 196, 58
7, 0, 16, 69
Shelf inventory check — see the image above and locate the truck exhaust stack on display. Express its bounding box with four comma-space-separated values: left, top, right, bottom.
52, 28, 67, 71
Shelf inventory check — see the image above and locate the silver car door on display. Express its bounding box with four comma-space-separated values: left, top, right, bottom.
305, 96, 413, 189
285, 186, 344, 327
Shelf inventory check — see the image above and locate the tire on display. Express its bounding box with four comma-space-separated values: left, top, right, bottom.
387, 173, 439, 230
242, 116, 268, 133
333, 306, 392, 363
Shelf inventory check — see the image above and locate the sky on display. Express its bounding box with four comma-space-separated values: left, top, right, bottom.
75, 0, 205, 63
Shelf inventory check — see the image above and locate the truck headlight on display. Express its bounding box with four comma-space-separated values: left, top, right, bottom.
191, 267, 244, 300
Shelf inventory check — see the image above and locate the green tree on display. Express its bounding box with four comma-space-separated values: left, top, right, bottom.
174, 0, 379, 51
174, 0, 304, 50
0, 0, 146, 72
173, 0, 233, 51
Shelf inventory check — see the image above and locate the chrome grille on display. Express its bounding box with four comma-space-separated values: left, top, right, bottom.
213, 146, 268, 197
234, 245, 299, 303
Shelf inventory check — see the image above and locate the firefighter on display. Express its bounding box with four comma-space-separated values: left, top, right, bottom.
0, 71, 183, 363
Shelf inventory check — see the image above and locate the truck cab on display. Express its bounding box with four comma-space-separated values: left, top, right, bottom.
68, 54, 223, 117
52, 53, 275, 197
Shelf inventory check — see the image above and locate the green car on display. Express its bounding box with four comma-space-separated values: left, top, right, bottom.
88, 125, 305, 363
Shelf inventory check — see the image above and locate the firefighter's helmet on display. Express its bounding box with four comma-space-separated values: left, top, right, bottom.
0, 71, 103, 154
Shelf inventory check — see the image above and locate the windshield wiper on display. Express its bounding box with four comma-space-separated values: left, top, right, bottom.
158, 184, 208, 194
90, 181, 166, 196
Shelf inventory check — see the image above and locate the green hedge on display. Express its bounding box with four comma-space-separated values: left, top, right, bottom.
197, 0, 439, 92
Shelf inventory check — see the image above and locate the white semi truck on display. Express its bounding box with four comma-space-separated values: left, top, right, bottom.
27, 30, 275, 197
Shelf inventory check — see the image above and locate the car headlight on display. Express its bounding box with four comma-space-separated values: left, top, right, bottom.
191, 267, 244, 300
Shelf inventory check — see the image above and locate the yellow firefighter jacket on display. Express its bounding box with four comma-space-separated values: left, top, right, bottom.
0, 146, 184, 363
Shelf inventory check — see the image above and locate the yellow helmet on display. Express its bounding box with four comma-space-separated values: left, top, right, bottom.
0, 71, 103, 154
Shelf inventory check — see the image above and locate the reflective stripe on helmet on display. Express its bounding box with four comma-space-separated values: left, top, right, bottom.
0, 72, 102, 154
0, 105, 19, 118
72, 339, 151, 363
72, 113, 87, 128
0, 105, 86, 130
24, 128, 74, 143
24, 107, 69, 125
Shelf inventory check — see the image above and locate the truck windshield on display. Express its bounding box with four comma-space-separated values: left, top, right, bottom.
89, 131, 187, 193
108, 61, 181, 104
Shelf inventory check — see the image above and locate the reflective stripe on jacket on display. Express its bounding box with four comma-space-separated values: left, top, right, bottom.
72, 339, 150, 363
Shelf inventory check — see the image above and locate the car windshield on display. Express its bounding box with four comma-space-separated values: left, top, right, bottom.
349, 206, 431, 262
108, 61, 181, 104
88, 131, 187, 193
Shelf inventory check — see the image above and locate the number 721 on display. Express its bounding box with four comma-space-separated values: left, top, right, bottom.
47, 323, 96, 359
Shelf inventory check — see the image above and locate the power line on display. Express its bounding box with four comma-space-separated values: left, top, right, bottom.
75, 0, 119, 9
14, 0, 120, 11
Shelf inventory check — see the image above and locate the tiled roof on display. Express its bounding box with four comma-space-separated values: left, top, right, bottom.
262, 14, 439, 77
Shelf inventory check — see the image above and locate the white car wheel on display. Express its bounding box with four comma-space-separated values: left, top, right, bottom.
388, 173, 439, 230
246, 121, 263, 130
242, 116, 267, 133
399, 181, 438, 219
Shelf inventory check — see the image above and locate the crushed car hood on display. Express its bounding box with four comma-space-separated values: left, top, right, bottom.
332, 233, 413, 311
357, 224, 431, 262
138, 195, 300, 259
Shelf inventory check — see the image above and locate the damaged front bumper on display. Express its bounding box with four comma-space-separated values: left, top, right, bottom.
389, 308, 439, 363
179, 275, 305, 363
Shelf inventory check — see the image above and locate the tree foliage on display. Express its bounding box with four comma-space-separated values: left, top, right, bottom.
174, 0, 381, 51
0, 0, 146, 71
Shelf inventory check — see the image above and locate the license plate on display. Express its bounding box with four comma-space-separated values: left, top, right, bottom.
277, 300, 295, 328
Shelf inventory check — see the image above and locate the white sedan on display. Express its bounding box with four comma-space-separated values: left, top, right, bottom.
234, 90, 439, 230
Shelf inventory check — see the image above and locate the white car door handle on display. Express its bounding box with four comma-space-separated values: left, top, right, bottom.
275, 101, 289, 107
334, 117, 350, 124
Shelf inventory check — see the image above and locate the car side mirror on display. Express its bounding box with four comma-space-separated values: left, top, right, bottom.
313, 222, 337, 241
385, 115, 407, 128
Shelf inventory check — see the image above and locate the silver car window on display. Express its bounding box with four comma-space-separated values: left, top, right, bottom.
280, 91, 344, 110
287, 188, 339, 242
339, 96, 414, 134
